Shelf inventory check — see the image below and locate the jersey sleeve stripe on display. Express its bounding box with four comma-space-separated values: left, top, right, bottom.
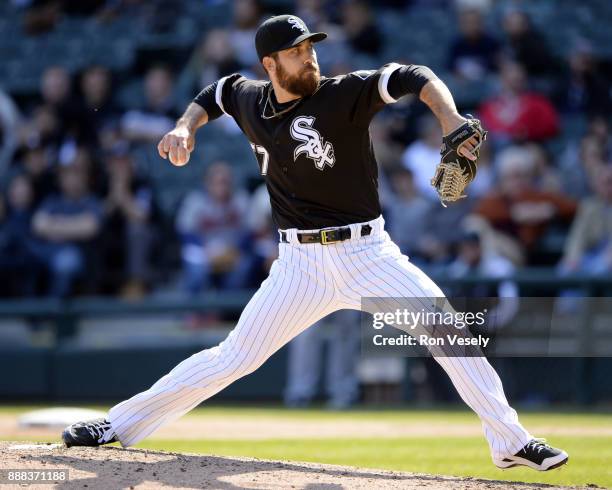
378, 63, 403, 104
215, 76, 229, 115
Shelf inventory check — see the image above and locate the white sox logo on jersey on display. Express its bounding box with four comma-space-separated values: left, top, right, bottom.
290, 116, 335, 170
287, 16, 307, 33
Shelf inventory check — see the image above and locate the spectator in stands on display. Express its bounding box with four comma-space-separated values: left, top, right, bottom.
39, 66, 89, 144
229, 0, 262, 68
475, 146, 576, 265
79, 65, 119, 142
527, 143, 563, 194
501, 9, 557, 77
447, 231, 519, 326
0, 174, 40, 296
18, 105, 62, 150
478, 60, 559, 143
341, 0, 383, 57
40, 65, 71, 109
19, 145, 56, 207
447, 8, 500, 80
56, 145, 106, 198
416, 198, 475, 268
560, 165, 612, 276
176, 161, 250, 293
0, 89, 21, 179
386, 167, 431, 259
560, 117, 610, 199
121, 65, 177, 143
448, 232, 518, 299
31, 164, 103, 297
100, 143, 156, 298
179, 29, 244, 97
554, 41, 612, 117
401, 114, 442, 201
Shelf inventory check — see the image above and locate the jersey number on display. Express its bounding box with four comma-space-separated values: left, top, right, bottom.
250, 143, 269, 175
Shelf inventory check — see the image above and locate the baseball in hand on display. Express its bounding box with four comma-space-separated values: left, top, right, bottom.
170, 149, 191, 167
158, 129, 194, 166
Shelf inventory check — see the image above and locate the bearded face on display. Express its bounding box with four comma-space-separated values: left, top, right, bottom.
274, 58, 320, 97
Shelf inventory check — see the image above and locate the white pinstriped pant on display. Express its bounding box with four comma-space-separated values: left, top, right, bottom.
108, 215, 531, 460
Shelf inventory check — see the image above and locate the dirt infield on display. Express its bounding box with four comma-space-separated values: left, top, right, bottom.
0, 441, 580, 490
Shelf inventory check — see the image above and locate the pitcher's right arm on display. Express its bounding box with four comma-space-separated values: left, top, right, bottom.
158, 103, 208, 166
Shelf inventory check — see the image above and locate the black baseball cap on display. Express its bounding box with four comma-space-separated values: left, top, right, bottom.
255, 15, 327, 61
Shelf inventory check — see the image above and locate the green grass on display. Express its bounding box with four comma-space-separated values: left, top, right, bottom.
2, 404, 611, 487
137, 436, 611, 488
137, 408, 612, 488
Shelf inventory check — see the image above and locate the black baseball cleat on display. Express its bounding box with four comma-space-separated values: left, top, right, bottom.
494, 439, 568, 471
62, 418, 118, 447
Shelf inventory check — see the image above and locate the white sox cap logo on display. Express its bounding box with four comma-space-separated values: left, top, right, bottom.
287, 16, 307, 33
290, 116, 335, 170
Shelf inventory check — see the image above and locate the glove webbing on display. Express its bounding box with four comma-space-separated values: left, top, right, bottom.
435, 161, 469, 207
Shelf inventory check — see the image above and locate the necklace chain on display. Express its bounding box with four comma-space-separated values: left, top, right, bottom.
261, 86, 302, 120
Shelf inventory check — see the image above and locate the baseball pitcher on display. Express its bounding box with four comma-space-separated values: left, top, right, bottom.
63, 14, 568, 472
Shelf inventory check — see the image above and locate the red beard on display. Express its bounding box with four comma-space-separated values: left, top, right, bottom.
276, 62, 320, 97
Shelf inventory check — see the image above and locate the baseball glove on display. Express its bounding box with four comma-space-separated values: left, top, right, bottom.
430, 116, 487, 207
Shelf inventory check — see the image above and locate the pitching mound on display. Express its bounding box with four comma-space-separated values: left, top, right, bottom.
1, 441, 574, 489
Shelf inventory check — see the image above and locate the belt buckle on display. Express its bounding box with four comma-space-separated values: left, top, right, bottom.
320, 229, 338, 245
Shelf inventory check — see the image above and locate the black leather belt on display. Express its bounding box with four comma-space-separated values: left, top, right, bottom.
279, 224, 372, 244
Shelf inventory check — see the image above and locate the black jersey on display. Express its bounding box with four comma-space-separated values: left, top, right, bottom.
194, 63, 435, 229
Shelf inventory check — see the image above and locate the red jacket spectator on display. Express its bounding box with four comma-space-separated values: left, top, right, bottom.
479, 61, 559, 141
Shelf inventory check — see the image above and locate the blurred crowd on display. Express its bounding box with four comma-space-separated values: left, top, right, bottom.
0, 0, 611, 301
